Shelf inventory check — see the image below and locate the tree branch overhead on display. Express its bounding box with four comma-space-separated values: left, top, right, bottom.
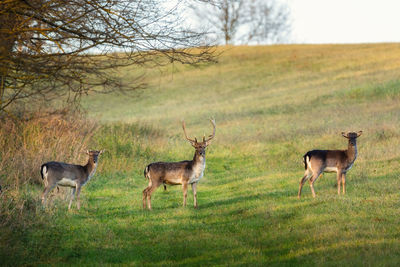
0, 0, 215, 115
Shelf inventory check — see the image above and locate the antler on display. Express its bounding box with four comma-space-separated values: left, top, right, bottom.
182, 120, 196, 144
204, 119, 216, 144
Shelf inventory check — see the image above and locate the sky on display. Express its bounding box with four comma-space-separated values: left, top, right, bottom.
288, 0, 400, 44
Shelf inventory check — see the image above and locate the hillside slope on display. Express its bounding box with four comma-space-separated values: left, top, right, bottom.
3, 44, 400, 265
84, 44, 400, 265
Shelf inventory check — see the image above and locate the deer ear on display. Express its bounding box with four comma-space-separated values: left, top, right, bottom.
86, 150, 90, 155
341, 132, 348, 138
357, 131, 363, 137
99, 149, 105, 154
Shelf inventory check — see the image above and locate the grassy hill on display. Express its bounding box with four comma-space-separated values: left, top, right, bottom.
2, 44, 400, 265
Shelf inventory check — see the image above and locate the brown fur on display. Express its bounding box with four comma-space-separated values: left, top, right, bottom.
143, 120, 215, 210
298, 131, 362, 198
41, 150, 103, 210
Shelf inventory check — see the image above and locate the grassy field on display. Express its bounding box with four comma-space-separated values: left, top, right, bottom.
2, 43, 400, 266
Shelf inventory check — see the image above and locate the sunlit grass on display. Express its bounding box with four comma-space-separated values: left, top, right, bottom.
2, 43, 400, 265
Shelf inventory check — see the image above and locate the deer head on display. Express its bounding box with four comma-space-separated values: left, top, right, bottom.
85, 150, 104, 164
341, 131, 362, 145
182, 119, 216, 156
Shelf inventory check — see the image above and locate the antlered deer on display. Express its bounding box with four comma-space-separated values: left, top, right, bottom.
41, 150, 104, 210
298, 131, 362, 198
143, 119, 216, 210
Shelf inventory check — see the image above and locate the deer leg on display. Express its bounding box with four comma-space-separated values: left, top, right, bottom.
146, 188, 152, 210
65, 188, 71, 201
146, 185, 159, 210
309, 170, 322, 198
182, 182, 188, 207
336, 171, 342, 195
147, 180, 161, 210
191, 183, 198, 208
142, 188, 148, 209
76, 185, 82, 210
143, 187, 154, 210
41, 183, 56, 206
342, 172, 346, 194
68, 187, 76, 210
298, 171, 311, 199
143, 179, 153, 209
163, 183, 167, 191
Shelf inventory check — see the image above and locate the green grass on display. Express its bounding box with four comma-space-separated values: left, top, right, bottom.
2, 43, 400, 266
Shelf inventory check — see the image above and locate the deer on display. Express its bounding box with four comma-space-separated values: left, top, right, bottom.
143, 119, 216, 210
298, 131, 362, 199
41, 150, 104, 210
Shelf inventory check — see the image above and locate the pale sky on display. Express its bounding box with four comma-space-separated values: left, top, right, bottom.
288, 0, 400, 44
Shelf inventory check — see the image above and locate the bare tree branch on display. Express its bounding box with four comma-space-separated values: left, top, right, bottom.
190, 0, 290, 45
0, 0, 216, 116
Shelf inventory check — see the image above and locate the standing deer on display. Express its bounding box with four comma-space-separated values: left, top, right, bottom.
41, 150, 104, 210
143, 119, 216, 210
298, 131, 362, 198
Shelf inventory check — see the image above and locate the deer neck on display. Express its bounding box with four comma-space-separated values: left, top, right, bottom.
193, 152, 205, 166
346, 140, 358, 163
192, 151, 206, 175
84, 157, 98, 182
189, 151, 206, 184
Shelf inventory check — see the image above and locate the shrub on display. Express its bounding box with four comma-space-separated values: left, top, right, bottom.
0, 112, 97, 188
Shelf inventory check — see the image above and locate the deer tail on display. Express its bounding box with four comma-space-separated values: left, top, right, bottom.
41, 164, 48, 186
144, 165, 150, 180
303, 153, 310, 170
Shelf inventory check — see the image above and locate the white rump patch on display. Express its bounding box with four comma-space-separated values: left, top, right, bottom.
42, 166, 48, 186
306, 156, 313, 172
42, 165, 48, 176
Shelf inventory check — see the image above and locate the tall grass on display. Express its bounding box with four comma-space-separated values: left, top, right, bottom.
0, 111, 166, 241
92, 122, 162, 174
0, 112, 96, 233
2, 44, 400, 265
0, 113, 96, 188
